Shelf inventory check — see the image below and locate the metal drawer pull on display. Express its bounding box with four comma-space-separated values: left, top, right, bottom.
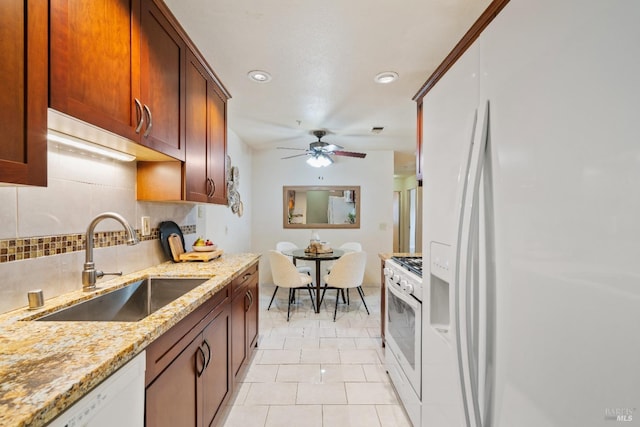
196, 345, 206, 377
202, 340, 211, 368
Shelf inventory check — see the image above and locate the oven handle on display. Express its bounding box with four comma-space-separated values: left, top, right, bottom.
386, 279, 420, 310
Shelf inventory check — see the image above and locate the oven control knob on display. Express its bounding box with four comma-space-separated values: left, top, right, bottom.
403, 282, 415, 293
399, 279, 408, 290
391, 274, 400, 283
383, 267, 392, 277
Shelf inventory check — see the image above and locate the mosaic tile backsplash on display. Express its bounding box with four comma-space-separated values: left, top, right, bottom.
0, 225, 196, 264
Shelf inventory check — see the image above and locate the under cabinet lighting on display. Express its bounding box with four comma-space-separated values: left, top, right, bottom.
48, 131, 136, 162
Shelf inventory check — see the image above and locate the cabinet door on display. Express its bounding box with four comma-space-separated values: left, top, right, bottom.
246, 274, 259, 350
185, 51, 210, 202
207, 87, 228, 205
139, 0, 186, 161
0, 0, 47, 186
50, 0, 141, 142
146, 334, 202, 427
231, 285, 248, 379
201, 305, 232, 427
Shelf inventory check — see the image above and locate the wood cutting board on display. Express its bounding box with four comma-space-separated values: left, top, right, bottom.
179, 249, 223, 262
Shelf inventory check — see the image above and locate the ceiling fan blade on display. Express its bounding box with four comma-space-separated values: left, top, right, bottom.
277, 147, 308, 151
281, 153, 310, 159
333, 150, 366, 158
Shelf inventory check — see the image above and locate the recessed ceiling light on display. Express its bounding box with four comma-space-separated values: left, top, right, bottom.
247, 70, 272, 83
374, 71, 399, 84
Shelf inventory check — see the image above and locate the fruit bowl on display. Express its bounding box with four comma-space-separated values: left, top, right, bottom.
192, 244, 217, 252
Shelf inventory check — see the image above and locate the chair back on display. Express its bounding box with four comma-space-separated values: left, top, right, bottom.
339, 242, 362, 252
269, 250, 303, 288
276, 241, 298, 253
325, 251, 367, 289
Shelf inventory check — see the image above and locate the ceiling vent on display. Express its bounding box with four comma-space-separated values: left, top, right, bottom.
371, 127, 384, 134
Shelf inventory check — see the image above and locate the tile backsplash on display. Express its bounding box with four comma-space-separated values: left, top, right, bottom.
0, 225, 196, 263
0, 144, 199, 314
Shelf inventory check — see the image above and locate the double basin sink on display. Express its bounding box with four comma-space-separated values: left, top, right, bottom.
36, 277, 208, 322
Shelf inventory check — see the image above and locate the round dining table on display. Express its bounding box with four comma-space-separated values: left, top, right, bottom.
285, 248, 344, 313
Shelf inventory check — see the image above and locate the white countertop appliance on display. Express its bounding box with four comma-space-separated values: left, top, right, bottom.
420, 1, 640, 426
384, 255, 423, 427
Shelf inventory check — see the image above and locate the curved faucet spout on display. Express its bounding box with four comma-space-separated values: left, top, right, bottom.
82, 212, 140, 291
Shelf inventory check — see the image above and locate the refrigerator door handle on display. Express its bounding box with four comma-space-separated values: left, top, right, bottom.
456, 100, 490, 427
453, 107, 479, 427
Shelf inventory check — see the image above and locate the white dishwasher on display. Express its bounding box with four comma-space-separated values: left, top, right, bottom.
48, 351, 146, 427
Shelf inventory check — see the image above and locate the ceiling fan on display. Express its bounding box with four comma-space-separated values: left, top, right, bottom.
278, 130, 367, 167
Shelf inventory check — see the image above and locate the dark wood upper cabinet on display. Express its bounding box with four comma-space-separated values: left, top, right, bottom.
50, 0, 186, 161
0, 0, 47, 186
50, 0, 141, 143
185, 51, 213, 203
139, 48, 228, 205
139, 0, 186, 160
207, 85, 228, 205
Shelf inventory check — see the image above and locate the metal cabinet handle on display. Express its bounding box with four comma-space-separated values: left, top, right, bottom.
143, 104, 153, 137
206, 178, 213, 198
209, 179, 216, 198
196, 345, 206, 377
134, 99, 144, 134
245, 290, 253, 311
202, 340, 211, 368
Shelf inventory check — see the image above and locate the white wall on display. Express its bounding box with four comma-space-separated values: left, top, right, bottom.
393, 175, 421, 253
251, 148, 394, 285
0, 128, 252, 314
196, 128, 253, 253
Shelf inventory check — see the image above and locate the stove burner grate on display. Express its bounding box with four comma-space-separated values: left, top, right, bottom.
391, 256, 422, 277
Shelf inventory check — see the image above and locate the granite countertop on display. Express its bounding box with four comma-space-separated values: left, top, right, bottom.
378, 252, 422, 260
0, 252, 260, 427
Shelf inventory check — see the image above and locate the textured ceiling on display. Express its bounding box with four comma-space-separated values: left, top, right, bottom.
163, 0, 490, 174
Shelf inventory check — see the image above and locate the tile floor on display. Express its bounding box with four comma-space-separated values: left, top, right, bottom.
222, 284, 412, 427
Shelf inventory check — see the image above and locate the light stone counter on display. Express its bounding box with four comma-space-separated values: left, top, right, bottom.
0, 252, 260, 427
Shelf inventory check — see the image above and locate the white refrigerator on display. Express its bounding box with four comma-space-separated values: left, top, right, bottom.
421, 1, 640, 426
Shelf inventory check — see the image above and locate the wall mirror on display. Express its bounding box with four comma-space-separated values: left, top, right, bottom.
283, 186, 360, 229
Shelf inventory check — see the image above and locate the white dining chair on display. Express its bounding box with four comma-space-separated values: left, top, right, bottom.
321, 251, 368, 321
268, 250, 316, 321
276, 241, 312, 275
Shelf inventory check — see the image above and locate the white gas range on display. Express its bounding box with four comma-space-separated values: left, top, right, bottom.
384, 255, 423, 427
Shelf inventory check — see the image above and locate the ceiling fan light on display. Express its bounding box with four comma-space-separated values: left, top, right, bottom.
306, 154, 333, 168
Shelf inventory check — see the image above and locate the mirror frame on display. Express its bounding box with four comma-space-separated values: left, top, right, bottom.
283, 185, 361, 229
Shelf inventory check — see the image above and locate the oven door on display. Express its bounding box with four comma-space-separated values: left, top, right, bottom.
385, 279, 422, 398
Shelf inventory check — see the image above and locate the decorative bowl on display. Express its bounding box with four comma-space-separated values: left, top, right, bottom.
192, 244, 217, 252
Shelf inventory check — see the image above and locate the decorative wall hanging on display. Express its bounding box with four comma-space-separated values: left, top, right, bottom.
226, 155, 243, 217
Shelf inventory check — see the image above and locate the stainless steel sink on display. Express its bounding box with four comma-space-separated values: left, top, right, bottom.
36, 277, 208, 322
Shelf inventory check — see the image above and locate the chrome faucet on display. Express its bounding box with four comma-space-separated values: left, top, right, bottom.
82, 212, 140, 291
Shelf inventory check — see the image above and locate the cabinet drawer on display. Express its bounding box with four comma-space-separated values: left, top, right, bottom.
145, 285, 229, 385
231, 263, 258, 299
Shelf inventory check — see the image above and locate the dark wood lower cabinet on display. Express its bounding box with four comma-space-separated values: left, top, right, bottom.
201, 307, 231, 426
231, 264, 259, 383
146, 335, 200, 427
145, 262, 259, 426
